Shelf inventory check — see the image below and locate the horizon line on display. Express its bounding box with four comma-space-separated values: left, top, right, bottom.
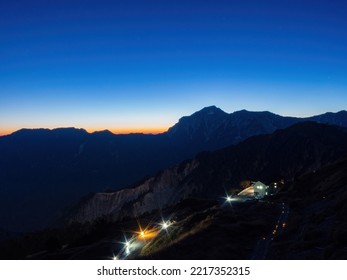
1, 107, 346, 137
0, 127, 169, 137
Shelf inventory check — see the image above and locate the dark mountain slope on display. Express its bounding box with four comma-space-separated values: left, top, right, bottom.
309, 110, 347, 127
269, 156, 347, 259
71, 122, 347, 224
0, 131, 171, 232
166, 106, 299, 152
2, 123, 347, 259
1, 107, 347, 232
167, 107, 347, 154
191, 122, 347, 195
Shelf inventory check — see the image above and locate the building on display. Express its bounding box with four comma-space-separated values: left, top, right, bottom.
252, 181, 269, 199
237, 181, 270, 199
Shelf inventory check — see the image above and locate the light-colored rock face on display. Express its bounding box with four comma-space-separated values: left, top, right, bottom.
70, 160, 200, 224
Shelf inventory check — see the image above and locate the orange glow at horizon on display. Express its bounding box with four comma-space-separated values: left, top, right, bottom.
0, 129, 13, 137
94, 127, 168, 135
0, 126, 169, 136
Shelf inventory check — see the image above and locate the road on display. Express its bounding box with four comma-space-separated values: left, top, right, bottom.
27, 198, 289, 260
251, 202, 289, 259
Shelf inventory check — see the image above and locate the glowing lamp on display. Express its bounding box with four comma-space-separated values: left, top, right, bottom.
161, 222, 169, 230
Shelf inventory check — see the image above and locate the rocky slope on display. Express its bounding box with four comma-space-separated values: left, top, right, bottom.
71, 160, 199, 223
71, 122, 347, 224
1, 107, 347, 232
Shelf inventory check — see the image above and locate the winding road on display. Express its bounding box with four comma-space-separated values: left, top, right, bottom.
251, 202, 289, 259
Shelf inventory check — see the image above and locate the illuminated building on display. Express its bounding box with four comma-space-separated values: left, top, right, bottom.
237, 181, 270, 199
253, 181, 269, 199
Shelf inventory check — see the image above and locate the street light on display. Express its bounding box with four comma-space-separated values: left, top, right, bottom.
161, 221, 170, 230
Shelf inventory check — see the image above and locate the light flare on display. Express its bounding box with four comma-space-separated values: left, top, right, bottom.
137, 229, 159, 240
161, 222, 169, 229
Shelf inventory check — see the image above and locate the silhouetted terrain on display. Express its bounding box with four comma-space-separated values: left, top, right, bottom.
269, 157, 347, 259
1, 107, 347, 232
1, 121, 347, 259
70, 122, 347, 225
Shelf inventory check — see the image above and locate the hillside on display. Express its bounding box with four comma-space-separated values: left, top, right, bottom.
71, 122, 347, 224
1, 107, 347, 232
2, 122, 347, 259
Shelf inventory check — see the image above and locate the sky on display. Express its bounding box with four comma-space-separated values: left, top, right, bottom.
1, 0, 346, 135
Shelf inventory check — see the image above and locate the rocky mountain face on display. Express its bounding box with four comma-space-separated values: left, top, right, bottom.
70, 122, 347, 224
167, 107, 299, 151
71, 160, 200, 224
1, 107, 347, 232
167, 106, 347, 152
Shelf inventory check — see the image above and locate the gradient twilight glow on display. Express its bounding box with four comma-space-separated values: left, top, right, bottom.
1, 0, 346, 135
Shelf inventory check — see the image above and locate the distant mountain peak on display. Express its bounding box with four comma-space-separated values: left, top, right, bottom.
91, 129, 113, 135
175, 106, 228, 123
52, 127, 88, 133
233, 109, 249, 113
232, 109, 276, 116
9, 127, 88, 138
194, 105, 226, 116
11, 128, 49, 135
167, 106, 229, 138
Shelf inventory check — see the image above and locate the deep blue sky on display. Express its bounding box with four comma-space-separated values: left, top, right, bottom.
1, 0, 346, 134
